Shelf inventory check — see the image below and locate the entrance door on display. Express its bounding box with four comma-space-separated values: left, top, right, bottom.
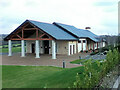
31, 43, 35, 53
43, 40, 49, 54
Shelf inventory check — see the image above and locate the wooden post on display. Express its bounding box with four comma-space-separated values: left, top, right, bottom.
22, 28, 24, 39
89, 41, 91, 53
97, 42, 98, 49
36, 29, 38, 40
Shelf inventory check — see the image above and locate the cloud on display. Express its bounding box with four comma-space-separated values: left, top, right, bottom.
0, 0, 118, 35
94, 1, 116, 6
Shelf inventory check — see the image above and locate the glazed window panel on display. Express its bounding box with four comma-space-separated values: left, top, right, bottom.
83, 40, 86, 43
78, 40, 81, 43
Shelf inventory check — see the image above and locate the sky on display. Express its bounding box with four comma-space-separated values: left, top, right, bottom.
0, 0, 119, 35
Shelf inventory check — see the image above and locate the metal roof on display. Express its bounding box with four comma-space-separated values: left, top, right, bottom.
53, 22, 99, 42
28, 20, 77, 40
4, 20, 99, 42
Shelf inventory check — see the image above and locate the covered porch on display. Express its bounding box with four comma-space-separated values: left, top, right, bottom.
7, 20, 57, 59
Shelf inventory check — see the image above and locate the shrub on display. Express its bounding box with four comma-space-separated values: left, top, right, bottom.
73, 49, 120, 88
73, 59, 101, 88
90, 52, 98, 55
73, 73, 81, 88
80, 50, 83, 52
85, 50, 88, 53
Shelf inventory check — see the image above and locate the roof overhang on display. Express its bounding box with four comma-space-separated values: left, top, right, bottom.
4, 20, 56, 41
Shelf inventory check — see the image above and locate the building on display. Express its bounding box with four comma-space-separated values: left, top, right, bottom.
4, 20, 105, 59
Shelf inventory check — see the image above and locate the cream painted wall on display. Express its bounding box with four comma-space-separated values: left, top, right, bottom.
26, 40, 35, 53
26, 40, 44, 54
56, 41, 69, 54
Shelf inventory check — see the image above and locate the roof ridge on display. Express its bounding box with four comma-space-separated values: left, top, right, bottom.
28, 19, 52, 25
53, 22, 75, 27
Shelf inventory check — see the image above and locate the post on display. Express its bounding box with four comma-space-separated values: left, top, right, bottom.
63, 60, 66, 68
21, 40, 25, 57
79, 56, 81, 59
68, 42, 70, 55
52, 40, 56, 59
93, 42, 94, 50
8, 40, 12, 56
90, 41, 91, 50
81, 40, 83, 51
35, 40, 40, 58
97, 42, 98, 49
71, 45, 73, 55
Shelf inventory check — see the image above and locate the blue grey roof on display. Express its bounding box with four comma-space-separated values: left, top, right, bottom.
53, 22, 99, 42
4, 19, 99, 42
28, 20, 77, 40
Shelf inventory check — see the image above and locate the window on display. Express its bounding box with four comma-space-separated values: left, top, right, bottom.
78, 40, 81, 43
83, 40, 86, 43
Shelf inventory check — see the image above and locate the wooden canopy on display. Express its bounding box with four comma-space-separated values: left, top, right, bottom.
4, 21, 54, 41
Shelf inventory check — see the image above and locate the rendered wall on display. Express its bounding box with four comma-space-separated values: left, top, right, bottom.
56, 41, 69, 54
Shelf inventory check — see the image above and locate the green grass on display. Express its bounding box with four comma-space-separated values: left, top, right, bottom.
70, 59, 84, 64
2, 65, 84, 88
70, 59, 105, 65
0, 47, 21, 53
0, 44, 21, 53
70, 59, 88, 64
0, 44, 21, 48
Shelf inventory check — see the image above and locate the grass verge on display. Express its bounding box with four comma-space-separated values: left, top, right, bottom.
2, 65, 84, 88
1, 47, 21, 53
70, 59, 86, 64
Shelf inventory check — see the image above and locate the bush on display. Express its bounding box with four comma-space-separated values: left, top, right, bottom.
73, 49, 120, 88
80, 50, 83, 53
73, 59, 101, 88
90, 52, 98, 55
84, 50, 88, 53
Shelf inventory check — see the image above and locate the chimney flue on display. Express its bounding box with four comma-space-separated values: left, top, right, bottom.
85, 27, 91, 29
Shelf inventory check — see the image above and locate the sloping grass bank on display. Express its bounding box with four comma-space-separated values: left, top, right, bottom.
2, 65, 84, 88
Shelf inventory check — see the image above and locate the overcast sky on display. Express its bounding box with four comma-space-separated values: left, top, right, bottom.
0, 0, 119, 35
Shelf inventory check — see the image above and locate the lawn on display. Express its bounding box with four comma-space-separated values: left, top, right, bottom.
1, 47, 21, 53
2, 65, 84, 88
70, 59, 86, 64
0, 44, 21, 53
70, 59, 105, 65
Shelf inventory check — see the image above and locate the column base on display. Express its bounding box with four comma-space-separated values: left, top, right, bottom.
35, 57, 40, 58
8, 55, 12, 56
52, 57, 56, 59
21, 56, 25, 57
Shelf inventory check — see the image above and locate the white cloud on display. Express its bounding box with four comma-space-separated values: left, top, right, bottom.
0, 0, 118, 35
